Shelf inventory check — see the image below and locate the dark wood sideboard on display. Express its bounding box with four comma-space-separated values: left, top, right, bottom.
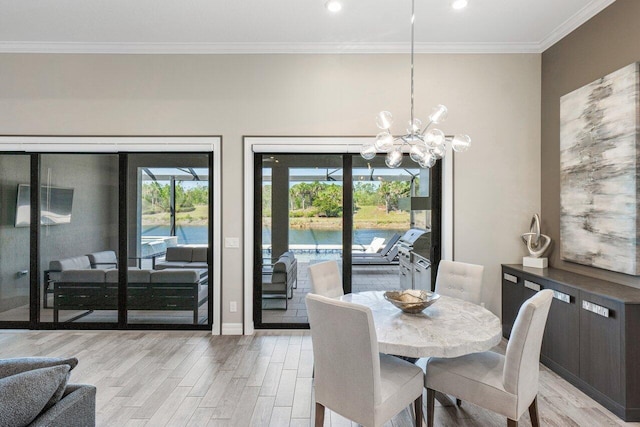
502, 264, 640, 422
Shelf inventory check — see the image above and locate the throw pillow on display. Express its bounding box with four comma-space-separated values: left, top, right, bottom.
0, 357, 78, 411
0, 357, 78, 379
0, 365, 70, 427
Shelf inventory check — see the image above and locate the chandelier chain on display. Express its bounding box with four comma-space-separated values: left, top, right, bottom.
410, 0, 415, 128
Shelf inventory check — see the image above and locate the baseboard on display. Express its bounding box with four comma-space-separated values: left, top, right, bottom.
221, 322, 243, 335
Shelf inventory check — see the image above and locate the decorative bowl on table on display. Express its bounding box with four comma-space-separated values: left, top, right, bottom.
383, 290, 440, 314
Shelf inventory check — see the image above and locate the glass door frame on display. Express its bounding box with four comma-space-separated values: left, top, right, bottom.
0, 137, 221, 333
245, 136, 451, 335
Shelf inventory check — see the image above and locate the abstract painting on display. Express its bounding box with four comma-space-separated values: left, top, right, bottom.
560, 62, 640, 275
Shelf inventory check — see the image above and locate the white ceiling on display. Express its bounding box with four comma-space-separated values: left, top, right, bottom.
0, 0, 616, 54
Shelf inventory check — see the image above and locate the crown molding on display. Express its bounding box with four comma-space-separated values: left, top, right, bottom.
0, 40, 542, 55
539, 0, 617, 52
0, 0, 618, 55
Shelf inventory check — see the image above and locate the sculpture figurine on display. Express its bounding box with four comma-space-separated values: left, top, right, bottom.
521, 214, 551, 268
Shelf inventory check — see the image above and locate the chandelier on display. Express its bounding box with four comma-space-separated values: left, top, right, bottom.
360, 0, 471, 168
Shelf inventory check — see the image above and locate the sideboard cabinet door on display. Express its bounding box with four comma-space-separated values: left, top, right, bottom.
538, 280, 580, 377
579, 291, 623, 404
501, 268, 524, 338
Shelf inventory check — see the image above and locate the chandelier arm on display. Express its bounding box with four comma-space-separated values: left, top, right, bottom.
420, 119, 434, 136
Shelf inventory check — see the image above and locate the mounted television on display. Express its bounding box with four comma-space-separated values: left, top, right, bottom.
15, 184, 74, 227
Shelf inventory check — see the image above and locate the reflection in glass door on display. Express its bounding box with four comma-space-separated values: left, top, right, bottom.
0, 155, 32, 324
257, 154, 344, 326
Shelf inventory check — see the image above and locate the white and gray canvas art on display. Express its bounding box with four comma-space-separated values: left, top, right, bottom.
560, 62, 640, 275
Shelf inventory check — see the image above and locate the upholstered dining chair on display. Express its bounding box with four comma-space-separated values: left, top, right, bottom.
434, 260, 484, 305
306, 293, 424, 427
424, 289, 553, 427
308, 260, 344, 298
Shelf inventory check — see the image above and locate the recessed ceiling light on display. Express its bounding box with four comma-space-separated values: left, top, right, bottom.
325, 0, 342, 13
451, 0, 468, 10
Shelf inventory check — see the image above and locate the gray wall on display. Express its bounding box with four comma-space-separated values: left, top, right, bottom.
541, 0, 640, 287
0, 155, 31, 314
0, 53, 541, 324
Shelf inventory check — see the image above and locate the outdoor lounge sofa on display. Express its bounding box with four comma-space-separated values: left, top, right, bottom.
154, 246, 209, 270
44, 251, 136, 308
262, 251, 297, 310
44, 253, 107, 308
53, 268, 207, 324
352, 233, 401, 265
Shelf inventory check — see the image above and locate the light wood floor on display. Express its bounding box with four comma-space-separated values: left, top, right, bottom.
0, 330, 637, 427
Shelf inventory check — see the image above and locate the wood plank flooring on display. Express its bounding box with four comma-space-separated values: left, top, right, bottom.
0, 329, 638, 427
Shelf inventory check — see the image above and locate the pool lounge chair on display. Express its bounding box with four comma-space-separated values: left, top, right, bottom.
352, 233, 401, 265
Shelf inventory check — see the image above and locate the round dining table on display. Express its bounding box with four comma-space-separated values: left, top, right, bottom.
339, 291, 502, 359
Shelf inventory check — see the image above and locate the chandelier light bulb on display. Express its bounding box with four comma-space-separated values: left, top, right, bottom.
325, 0, 342, 13
409, 142, 428, 163
418, 152, 437, 169
451, 134, 472, 152
432, 144, 446, 159
451, 0, 468, 10
424, 128, 445, 149
376, 111, 394, 130
385, 148, 404, 168
361, 142, 377, 160
374, 131, 395, 152
429, 104, 448, 124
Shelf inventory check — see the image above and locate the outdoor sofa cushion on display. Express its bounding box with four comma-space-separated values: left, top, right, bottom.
86, 251, 118, 269
155, 246, 209, 270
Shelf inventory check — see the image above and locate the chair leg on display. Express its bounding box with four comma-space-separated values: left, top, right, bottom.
315, 402, 325, 427
507, 419, 518, 427
529, 396, 540, 427
414, 395, 423, 427
456, 398, 462, 407
426, 388, 435, 427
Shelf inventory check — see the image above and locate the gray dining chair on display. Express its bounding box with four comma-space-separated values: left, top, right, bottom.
434, 260, 484, 305
424, 289, 553, 427
306, 293, 424, 427
308, 260, 344, 298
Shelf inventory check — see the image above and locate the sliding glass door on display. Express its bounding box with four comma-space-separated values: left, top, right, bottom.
0, 154, 32, 324
253, 150, 441, 329
39, 154, 120, 324
255, 154, 346, 327
127, 154, 212, 326
0, 148, 216, 331
350, 155, 416, 293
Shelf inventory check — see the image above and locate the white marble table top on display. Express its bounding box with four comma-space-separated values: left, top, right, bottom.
339, 291, 502, 358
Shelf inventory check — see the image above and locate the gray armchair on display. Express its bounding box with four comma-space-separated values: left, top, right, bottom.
29, 384, 96, 427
